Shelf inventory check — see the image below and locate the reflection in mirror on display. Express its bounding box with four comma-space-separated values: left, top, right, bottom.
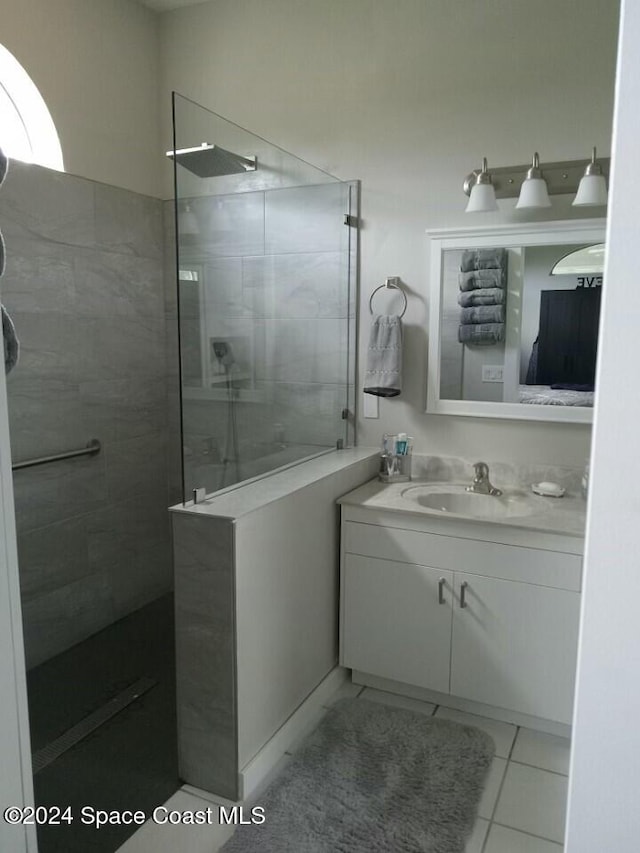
427, 220, 606, 423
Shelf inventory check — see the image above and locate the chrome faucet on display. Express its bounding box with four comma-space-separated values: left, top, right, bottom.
466, 461, 502, 496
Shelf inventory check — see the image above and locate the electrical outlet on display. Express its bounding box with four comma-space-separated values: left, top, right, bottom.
482, 365, 504, 383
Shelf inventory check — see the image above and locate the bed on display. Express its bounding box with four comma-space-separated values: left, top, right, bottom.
519, 385, 594, 407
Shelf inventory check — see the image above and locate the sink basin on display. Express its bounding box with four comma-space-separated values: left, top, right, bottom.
401, 484, 546, 520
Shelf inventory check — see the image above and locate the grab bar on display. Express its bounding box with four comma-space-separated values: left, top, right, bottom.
12, 439, 101, 471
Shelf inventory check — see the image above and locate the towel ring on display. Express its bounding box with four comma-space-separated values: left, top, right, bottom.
369, 279, 408, 318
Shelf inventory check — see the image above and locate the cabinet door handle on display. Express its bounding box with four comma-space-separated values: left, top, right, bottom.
438, 577, 446, 604
460, 581, 468, 608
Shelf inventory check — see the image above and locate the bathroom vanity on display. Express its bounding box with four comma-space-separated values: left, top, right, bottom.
338, 465, 585, 731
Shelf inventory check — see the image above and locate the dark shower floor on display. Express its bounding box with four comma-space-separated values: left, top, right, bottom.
27, 593, 180, 853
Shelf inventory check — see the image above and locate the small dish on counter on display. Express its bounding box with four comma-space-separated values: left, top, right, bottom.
531, 481, 566, 498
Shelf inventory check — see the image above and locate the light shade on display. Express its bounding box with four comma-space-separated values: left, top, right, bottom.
573, 174, 608, 207
516, 153, 551, 209
465, 157, 498, 212
465, 182, 498, 213
573, 147, 608, 207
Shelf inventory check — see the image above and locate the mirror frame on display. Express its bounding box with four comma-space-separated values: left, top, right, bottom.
426, 218, 606, 423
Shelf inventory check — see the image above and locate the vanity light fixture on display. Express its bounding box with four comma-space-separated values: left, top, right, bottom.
464, 158, 498, 213
515, 153, 551, 209
463, 149, 610, 212
573, 147, 608, 207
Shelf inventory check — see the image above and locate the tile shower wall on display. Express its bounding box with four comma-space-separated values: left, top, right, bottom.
165, 182, 354, 499
0, 162, 171, 668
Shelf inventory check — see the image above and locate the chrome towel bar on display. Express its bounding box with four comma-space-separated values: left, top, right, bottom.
12, 439, 101, 471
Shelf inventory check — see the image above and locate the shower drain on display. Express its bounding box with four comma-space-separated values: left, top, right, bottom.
32, 675, 157, 774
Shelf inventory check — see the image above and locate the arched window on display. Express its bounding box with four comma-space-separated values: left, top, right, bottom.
0, 43, 63, 171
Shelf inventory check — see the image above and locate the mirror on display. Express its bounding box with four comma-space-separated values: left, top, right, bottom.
426, 219, 606, 422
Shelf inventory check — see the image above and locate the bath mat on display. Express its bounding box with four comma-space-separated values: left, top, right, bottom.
220, 697, 495, 852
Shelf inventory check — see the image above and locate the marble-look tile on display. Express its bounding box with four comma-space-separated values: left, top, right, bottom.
242, 252, 348, 319
494, 762, 568, 843
163, 224, 178, 318
173, 513, 237, 799
265, 182, 348, 255
17, 516, 89, 602
12, 453, 108, 534
73, 248, 164, 319
3, 163, 172, 669
22, 572, 115, 669
200, 257, 244, 318
79, 376, 167, 442
87, 497, 170, 581
0, 161, 96, 247
271, 381, 346, 447
189, 191, 264, 258
257, 318, 348, 384
105, 432, 168, 500
94, 182, 163, 259
75, 316, 166, 381
7, 377, 85, 461
109, 541, 173, 619
0, 237, 76, 314
5, 312, 81, 382
511, 728, 571, 776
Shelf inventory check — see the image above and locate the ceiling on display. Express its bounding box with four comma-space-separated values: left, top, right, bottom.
136, 0, 205, 11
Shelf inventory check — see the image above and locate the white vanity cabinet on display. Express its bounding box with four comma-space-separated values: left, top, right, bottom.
339, 504, 583, 726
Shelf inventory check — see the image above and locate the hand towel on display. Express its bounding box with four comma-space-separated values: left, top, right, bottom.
458, 322, 504, 346
460, 248, 507, 272
460, 305, 505, 325
458, 268, 505, 291
363, 314, 403, 397
457, 287, 505, 308
2, 304, 19, 374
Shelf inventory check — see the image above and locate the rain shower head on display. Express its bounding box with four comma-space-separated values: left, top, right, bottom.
166, 143, 257, 178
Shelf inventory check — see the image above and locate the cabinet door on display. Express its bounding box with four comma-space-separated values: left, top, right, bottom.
451, 573, 580, 724
342, 554, 453, 692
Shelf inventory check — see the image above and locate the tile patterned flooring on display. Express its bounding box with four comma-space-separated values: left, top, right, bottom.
117, 682, 569, 853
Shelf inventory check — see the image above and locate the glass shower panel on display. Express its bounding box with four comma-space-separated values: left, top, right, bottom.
171, 93, 357, 499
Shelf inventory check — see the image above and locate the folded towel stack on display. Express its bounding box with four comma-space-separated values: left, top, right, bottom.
457, 247, 507, 346
1, 146, 19, 375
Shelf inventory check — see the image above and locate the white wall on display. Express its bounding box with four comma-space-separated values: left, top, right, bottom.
0, 353, 35, 853
565, 0, 640, 848
1, 0, 163, 197
160, 0, 619, 466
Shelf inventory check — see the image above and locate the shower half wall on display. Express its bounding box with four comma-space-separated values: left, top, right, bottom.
170, 94, 358, 499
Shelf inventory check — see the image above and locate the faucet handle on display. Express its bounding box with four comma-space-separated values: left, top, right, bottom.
472, 461, 489, 479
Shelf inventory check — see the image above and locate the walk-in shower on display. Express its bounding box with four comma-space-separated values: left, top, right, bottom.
171, 93, 358, 499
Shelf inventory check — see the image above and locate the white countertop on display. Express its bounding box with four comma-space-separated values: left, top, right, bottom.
338, 477, 586, 539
